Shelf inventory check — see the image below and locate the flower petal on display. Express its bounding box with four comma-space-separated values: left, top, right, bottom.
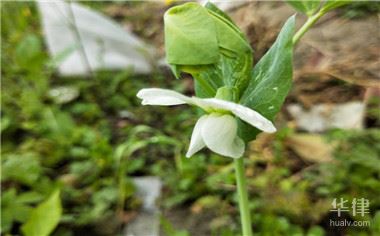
186, 115, 207, 158
201, 114, 244, 158
193, 98, 276, 133
136, 88, 276, 132
136, 88, 192, 106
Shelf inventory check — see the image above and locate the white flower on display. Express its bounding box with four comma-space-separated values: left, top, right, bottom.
137, 88, 276, 158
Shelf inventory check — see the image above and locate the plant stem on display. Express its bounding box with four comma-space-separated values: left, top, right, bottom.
292, 10, 326, 45
234, 157, 253, 236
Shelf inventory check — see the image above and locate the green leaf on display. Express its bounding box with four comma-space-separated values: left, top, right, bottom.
321, 0, 352, 13
1, 116, 11, 132
238, 15, 296, 142
205, 3, 251, 56
1, 189, 44, 234
12, 204, 32, 223
2, 154, 42, 186
193, 67, 222, 98
164, 2, 219, 65
17, 192, 44, 204
286, 0, 321, 16
193, 3, 253, 97
21, 189, 62, 236
164, 2, 253, 97
1, 189, 18, 233
15, 34, 44, 71
193, 54, 252, 99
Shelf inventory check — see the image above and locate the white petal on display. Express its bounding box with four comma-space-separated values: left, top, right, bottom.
136, 88, 193, 106
193, 98, 276, 133
201, 114, 245, 158
186, 115, 208, 158
229, 103, 276, 133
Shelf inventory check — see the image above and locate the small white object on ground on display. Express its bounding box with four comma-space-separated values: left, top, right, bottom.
37, 0, 154, 76
125, 177, 162, 236
48, 86, 79, 104
288, 101, 366, 132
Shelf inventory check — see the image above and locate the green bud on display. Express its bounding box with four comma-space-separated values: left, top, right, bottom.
215, 86, 238, 102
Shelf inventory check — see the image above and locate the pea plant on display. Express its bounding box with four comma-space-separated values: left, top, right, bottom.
137, 1, 351, 235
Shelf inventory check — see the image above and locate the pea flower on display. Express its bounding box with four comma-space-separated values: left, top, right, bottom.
137, 88, 276, 158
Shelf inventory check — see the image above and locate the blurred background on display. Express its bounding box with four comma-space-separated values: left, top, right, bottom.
1, 1, 380, 236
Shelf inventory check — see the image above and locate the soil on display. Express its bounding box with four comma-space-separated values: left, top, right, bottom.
161, 207, 216, 236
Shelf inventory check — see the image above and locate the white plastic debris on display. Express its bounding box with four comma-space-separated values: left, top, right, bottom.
199, 0, 248, 11
37, 0, 154, 76
288, 102, 366, 132
125, 177, 162, 236
132, 177, 162, 212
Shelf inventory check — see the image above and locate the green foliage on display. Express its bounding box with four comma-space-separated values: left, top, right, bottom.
164, 3, 296, 143
161, 217, 190, 236
286, 0, 321, 16
164, 2, 219, 65
238, 16, 295, 142
371, 211, 380, 234
307, 226, 325, 236
1, 189, 43, 233
1, 3, 142, 234
2, 153, 42, 186
321, 0, 353, 13
15, 34, 45, 71
314, 129, 380, 202
286, 0, 353, 15
164, 2, 252, 98
340, 1, 380, 18
1, 3, 194, 234
21, 190, 62, 236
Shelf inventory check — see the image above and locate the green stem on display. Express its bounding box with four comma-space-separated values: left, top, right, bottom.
234, 157, 253, 236
292, 10, 326, 45
193, 73, 216, 97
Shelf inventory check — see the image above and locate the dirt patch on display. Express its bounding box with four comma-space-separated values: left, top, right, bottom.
161, 207, 216, 236
295, 15, 380, 88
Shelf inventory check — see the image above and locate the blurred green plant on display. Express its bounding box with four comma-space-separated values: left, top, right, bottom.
1, 2, 194, 234
340, 0, 380, 18
1, 2, 147, 235
21, 190, 62, 236
161, 216, 190, 236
